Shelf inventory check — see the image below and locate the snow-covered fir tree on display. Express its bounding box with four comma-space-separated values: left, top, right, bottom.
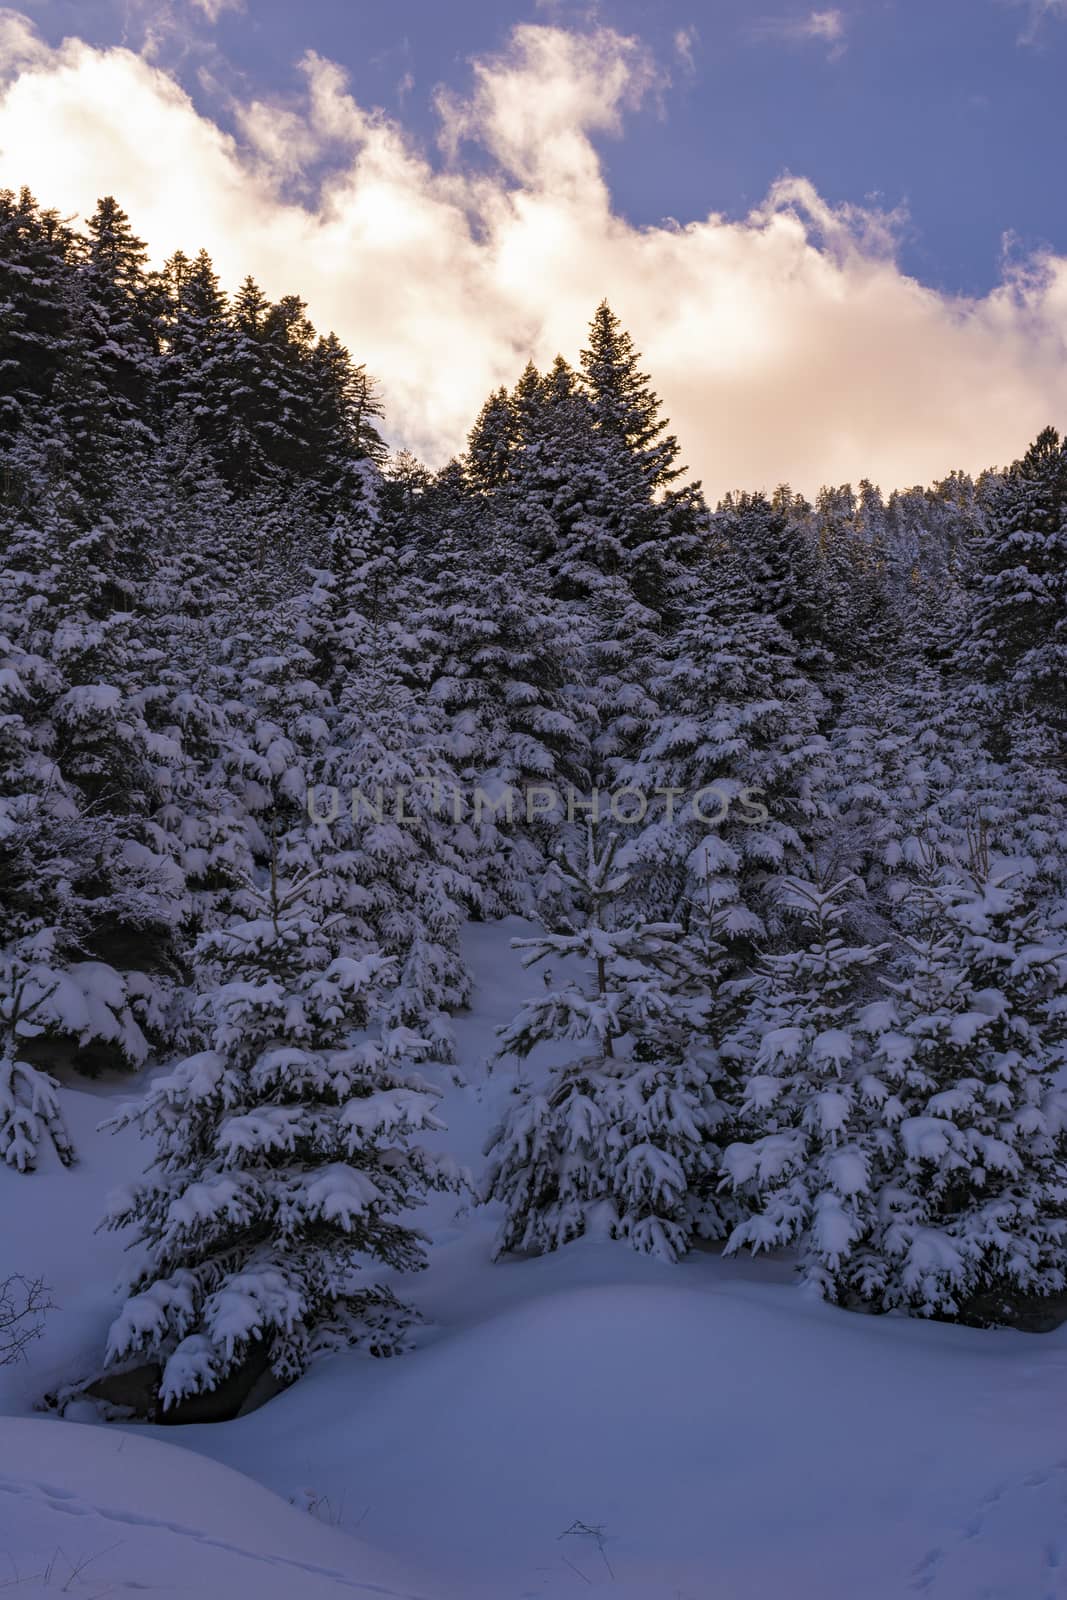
719, 874, 888, 1297
317, 643, 477, 1057
618, 570, 830, 967
483, 825, 734, 1262
849, 848, 1067, 1320
0, 949, 76, 1172
101, 861, 465, 1411
960, 425, 1067, 745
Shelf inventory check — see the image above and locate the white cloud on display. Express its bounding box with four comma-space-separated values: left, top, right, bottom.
434, 24, 666, 189
673, 26, 698, 75
1, 14, 1066, 498
188, 0, 244, 21
805, 9, 846, 40
749, 9, 847, 56
1007, 0, 1067, 43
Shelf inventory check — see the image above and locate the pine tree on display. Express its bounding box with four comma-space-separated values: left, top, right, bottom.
217, 276, 281, 491
79, 196, 155, 426
464, 385, 515, 495
619, 581, 829, 964
0, 951, 76, 1172
306, 333, 387, 501
503, 356, 613, 586
720, 875, 887, 1297
157, 248, 230, 445
325, 458, 395, 672
580, 301, 683, 492
499, 325, 706, 620
713, 490, 828, 667
0, 477, 180, 1078
483, 827, 733, 1261
852, 851, 1067, 1320
961, 426, 1067, 738
318, 646, 476, 1055
101, 864, 465, 1411
579, 303, 706, 615
410, 478, 590, 914
0, 188, 75, 454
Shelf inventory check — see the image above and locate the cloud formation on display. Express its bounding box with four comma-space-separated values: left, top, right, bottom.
187, 0, 243, 21
673, 26, 698, 75
1008, 0, 1067, 43
748, 9, 847, 56
0, 13, 1066, 498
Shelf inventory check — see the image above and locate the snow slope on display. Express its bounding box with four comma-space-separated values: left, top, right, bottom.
3, 921, 1067, 1598
176, 1237, 1067, 1600
0, 1415, 439, 1598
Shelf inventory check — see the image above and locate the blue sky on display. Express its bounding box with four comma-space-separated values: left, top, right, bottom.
21, 0, 1067, 297
3, 0, 1066, 493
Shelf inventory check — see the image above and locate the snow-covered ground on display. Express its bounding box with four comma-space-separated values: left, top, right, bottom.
2, 921, 1066, 1599
0, 1415, 439, 1599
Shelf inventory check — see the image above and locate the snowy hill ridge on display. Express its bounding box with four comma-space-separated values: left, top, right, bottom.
4, 927, 1067, 1598
0, 1415, 439, 1599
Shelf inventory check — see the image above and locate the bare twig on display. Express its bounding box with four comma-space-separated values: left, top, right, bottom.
0, 1276, 54, 1366
558, 1520, 615, 1581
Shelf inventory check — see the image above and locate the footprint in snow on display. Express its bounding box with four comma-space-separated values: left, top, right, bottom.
907, 1460, 1067, 1597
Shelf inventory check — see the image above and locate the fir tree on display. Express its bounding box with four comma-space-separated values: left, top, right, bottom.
102, 864, 465, 1411
580, 300, 683, 491
0, 950, 76, 1173
961, 425, 1067, 738
318, 646, 476, 1055
720, 875, 887, 1296
620, 581, 829, 964
464, 385, 516, 495
0, 188, 75, 454
852, 851, 1067, 1320
78, 196, 155, 425
713, 490, 828, 666
157, 248, 230, 443
483, 827, 734, 1261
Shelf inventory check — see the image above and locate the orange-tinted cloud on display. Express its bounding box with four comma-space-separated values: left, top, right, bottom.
1, 14, 1066, 496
